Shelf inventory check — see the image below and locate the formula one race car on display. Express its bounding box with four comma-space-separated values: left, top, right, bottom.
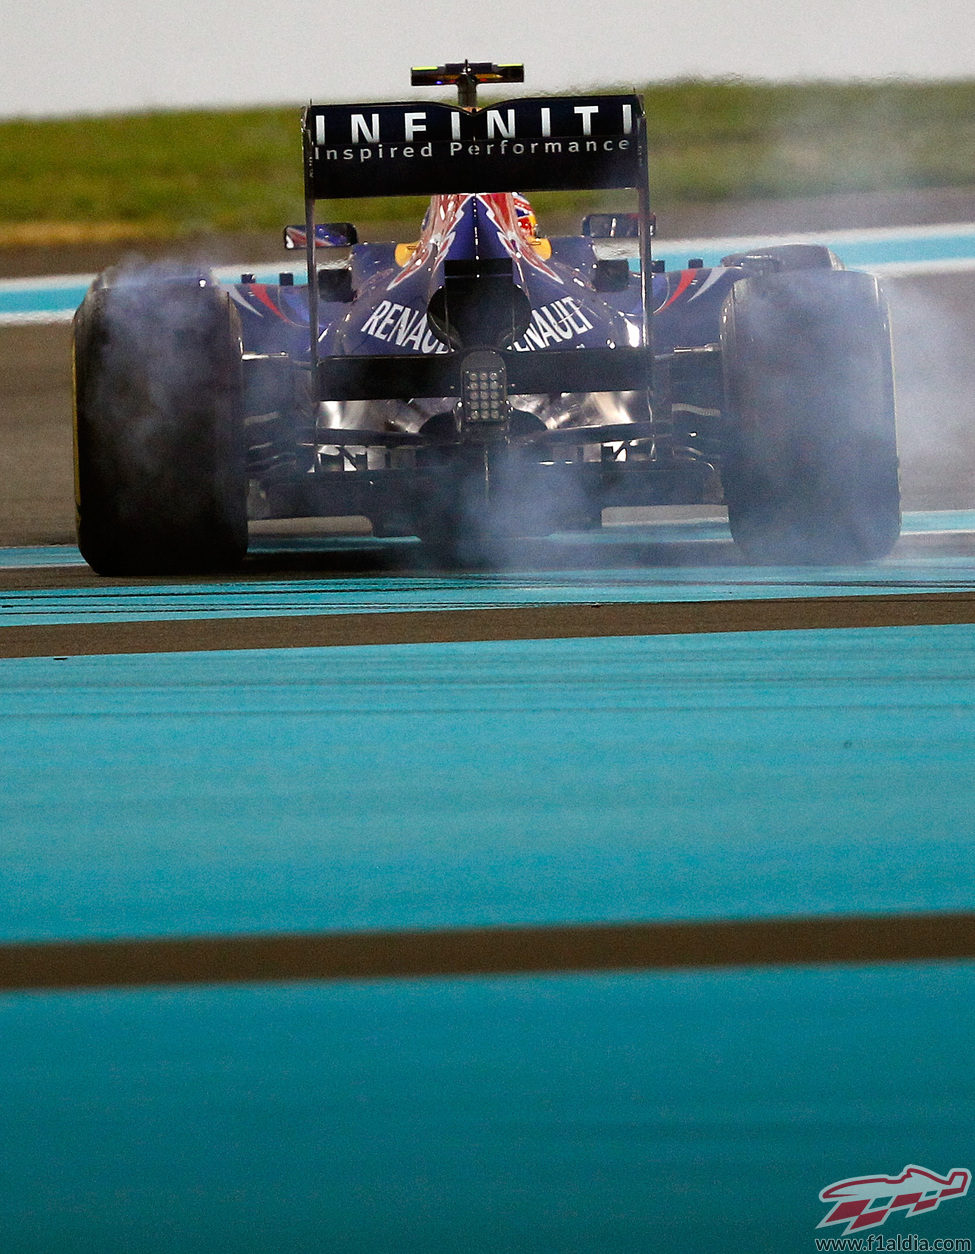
73, 61, 900, 573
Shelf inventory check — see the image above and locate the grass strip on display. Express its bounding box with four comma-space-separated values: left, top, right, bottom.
2, 79, 973, 240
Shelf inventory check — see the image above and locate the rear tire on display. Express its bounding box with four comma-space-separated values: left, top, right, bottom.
720, 269, 900, 564
73, 277, 247, 575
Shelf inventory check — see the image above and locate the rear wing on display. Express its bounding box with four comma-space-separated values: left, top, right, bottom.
302, 94, 646, 198
300, 92, 654, 397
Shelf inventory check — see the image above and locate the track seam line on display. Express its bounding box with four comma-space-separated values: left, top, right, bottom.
2, 592, 975, 657
3, 911, 973, 991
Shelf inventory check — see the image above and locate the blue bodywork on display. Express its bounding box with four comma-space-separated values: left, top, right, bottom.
227, 186, 746, 527
227, 217, 743, 365
219, 174, 803, 532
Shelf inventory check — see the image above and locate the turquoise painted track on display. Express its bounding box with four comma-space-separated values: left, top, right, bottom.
3, 511, 975, 626
4, 964, 972, 1253
3, 624, 975, 943
2, 511, 974, 1252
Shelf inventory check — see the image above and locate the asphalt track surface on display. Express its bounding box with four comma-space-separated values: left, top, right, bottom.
3, 194, 975, 1252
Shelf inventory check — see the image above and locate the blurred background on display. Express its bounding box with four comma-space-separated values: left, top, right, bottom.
4, 0, 975, 118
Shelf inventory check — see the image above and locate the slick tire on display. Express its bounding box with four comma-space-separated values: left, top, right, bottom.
73, 278, 247, 575
720, 269, 900, 564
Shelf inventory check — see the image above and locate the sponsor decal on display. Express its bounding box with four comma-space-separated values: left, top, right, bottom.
305, 97, 638, 194
818, 1165, 971, 1237
358, 294, 595, 355
316, 136, 633, 165
358, 299, 447, 354
305, 96, 643, 197
511, 297, 595, 350
312, 98, 634, 151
